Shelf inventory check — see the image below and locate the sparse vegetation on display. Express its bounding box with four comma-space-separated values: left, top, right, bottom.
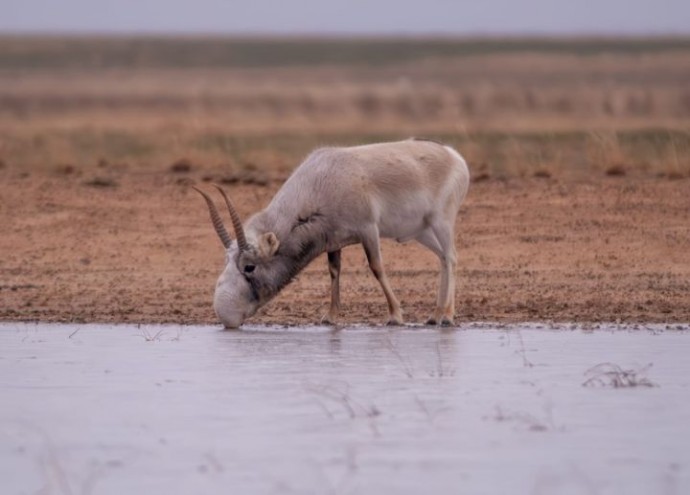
308, 383, 380, 418
583, 362, 656, 388
306, 382, 381, 437
138, 326, 165, 342
2, 36, 690, 70
1, 36, 689, 179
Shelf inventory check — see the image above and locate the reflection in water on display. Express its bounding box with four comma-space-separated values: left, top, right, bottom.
1, 322, 689, 495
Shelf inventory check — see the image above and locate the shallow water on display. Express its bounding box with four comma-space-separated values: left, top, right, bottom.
1, 322, 689, 495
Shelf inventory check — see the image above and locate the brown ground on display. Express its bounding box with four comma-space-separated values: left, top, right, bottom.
2, 38, 689, 325
1, 164, 688, 326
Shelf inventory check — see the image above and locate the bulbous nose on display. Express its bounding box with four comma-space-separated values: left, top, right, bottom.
213, 280, 257, 329
217, 311, 244, 329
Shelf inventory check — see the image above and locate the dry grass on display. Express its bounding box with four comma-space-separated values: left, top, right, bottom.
583, 363, 656, 388
0, 36, 689, 179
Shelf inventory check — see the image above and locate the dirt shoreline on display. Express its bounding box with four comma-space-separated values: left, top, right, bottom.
1, 167, 689, 326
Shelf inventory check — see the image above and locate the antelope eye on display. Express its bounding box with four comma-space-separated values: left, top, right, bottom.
243, 264, 256, 274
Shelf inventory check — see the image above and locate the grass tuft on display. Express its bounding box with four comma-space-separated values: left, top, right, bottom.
582, 362, 656, 388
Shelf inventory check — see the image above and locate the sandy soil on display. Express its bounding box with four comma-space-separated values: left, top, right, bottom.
1, 164, 688, 325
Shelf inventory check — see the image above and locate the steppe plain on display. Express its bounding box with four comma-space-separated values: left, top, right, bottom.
1, 37, 688, 325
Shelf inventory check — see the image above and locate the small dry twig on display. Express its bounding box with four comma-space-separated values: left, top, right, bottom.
138, 327, 165, 342
305, 382, 380, 420
515, 330, 534, 368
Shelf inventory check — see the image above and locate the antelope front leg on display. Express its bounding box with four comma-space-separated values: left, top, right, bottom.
361, 227, 404, 325
321, 250, 342, 325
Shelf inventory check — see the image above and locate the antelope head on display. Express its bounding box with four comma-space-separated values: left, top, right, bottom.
193, 186, 280, 328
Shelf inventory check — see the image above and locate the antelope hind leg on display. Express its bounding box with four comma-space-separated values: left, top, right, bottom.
416, 225, 456, 326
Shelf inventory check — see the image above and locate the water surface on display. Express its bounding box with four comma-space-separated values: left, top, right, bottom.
1, 322, 689, 495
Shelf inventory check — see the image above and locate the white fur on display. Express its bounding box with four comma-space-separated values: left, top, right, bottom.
203, 139, 470, 328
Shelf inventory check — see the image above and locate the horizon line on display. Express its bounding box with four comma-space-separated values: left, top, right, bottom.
1, 29, 689, 39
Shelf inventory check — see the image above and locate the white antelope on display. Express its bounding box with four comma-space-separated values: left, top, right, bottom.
194, 138, 470, 328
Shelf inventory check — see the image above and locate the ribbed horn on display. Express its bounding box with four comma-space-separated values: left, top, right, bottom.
213, 185, 249, 253
192, 186, 232, 249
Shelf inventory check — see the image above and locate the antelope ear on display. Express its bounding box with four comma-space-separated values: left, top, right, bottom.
258, 232, 280, 257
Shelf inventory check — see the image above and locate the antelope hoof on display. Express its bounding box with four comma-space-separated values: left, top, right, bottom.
426, 316, 454, 327
386, 314, 404, 326
320, 313, 337, 326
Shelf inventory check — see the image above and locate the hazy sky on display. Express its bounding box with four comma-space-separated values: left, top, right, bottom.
3, 0, 689, 35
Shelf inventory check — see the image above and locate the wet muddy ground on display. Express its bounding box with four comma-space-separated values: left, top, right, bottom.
2, 323, 689, 494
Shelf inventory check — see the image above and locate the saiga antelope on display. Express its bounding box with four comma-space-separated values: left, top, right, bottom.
194, 138, 470, 328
